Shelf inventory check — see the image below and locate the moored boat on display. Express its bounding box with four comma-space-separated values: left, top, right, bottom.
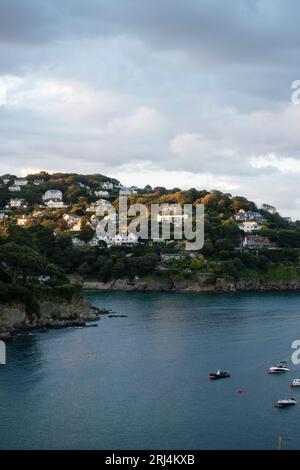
291, 379, 300, 387
209, 370, 230, 380
268, 361, 290, 374
275, 398, 297, 408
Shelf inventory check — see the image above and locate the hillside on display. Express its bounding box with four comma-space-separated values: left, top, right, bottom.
0, 171, 300, 298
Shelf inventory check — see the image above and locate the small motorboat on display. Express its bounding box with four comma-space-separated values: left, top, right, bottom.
268, 361, 290, 374
275, 398, 297, 408
291, 379, 300, 388
209, 370, 230, 380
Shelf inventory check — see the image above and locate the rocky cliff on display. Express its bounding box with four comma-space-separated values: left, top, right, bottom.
0, 297, 98, 336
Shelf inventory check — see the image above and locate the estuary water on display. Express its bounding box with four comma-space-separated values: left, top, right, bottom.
1, 291, 300, 450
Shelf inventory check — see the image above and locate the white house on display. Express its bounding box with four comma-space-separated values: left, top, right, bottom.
94, 190, 109, 197
63, 213, 80, 227
70, 220, 82, 232
33, 179, 44, 186
241, 235, 275, 249
96, 199, 113, 208
14, 178, 28, 186
72, 237, 86, 246
160, 253, 189, 263
100, 182, 114, 190
86, 199, 113, 213
63, 213, 82, 231
98, 232, 139, 247
238, 221, 262, 233
77, 182, 91, 192
32, 210, 44, 218
125, 233, 139, 245
157, 214, 188, 226
72, 236, 99, 247
88, 236, 101, 246
6, 198, 27, 209
234, 209, 265, 222
0, 212, 6, 220
119, 187, 137, 196
38, 275, 51, 284
130, 186, 138, 193
45, 200, 65, 209
42, 189, 63, 201
17, 215, 29, 226
2, 178, 10, 185
8, 185, 21, 192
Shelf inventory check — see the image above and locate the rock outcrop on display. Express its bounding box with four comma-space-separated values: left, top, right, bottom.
0, 297, 98, 335
82, 277, 300, 293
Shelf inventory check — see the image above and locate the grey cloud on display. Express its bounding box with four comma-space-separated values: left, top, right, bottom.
1, 0, 299, 106
0, 0, 60, 44
0, 1, 300, 217
1, 1, 300, 61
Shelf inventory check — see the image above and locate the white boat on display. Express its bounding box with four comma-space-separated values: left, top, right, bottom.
209, 370, 230, 380
269, 361, 290, 374
275, 398, 297, 408
291, 379, 300, 387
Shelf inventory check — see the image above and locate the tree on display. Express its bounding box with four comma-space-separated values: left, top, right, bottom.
78, 262, 91, 276
65, 185, 82, 204
230, 196, 256, 213
8, 225, 33, 247
0, 242, 44, 283
29, 225, 55, 257
45, 263, 66, 281
79, 218, 94, 242
97, 240, 108, 250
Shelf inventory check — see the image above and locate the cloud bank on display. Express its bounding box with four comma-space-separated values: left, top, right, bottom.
0, 0, 300, 217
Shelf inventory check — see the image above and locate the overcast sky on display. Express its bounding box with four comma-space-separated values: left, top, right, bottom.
1, 0, 300, 217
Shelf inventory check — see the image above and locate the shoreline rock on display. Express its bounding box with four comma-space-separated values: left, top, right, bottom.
82, 277, 300, 293
0, 297, 100, 335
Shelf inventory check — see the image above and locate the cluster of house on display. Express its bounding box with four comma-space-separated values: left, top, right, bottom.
6, 190, 67, 211
234, 209, 266, 233
86, 198, 113, 213
8, 178, 29, 192
232, 209, 276, 249
72, 232, 139, 248
160, 252, 198, 263
234, 209, 265, 222
7, 178, 44, 193
0, 178, 279, 253
2, 174, 138, 212
6, 198, 28, 210
81, 181, 137, 198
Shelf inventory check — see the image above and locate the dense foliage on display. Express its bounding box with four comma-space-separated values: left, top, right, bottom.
1, 172, 300, 307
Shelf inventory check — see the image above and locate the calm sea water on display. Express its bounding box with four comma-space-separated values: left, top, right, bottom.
1, 291, 300, 450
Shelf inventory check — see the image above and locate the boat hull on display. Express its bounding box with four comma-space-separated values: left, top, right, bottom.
269, 368, 289, 374
276, 400, 297, 408
291, 380, 300, 387
209, 373, 230, 380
